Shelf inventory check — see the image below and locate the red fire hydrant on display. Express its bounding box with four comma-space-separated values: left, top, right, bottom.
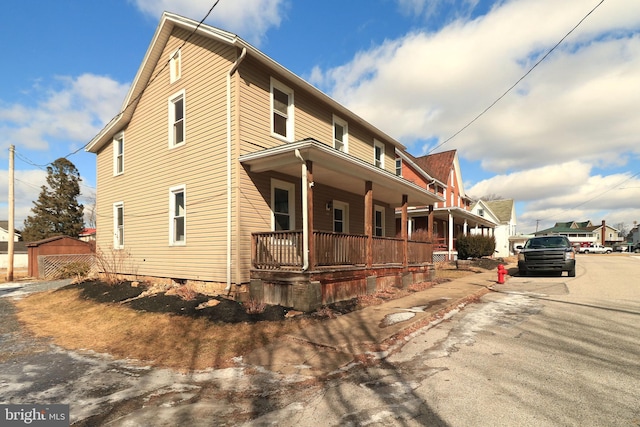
497, 264, 507, 284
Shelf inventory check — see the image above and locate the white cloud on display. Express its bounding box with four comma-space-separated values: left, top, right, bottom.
131, 0, 288, 46
308, 0, 640, 232
0, 74, 128, 154
315, 0, 640, 173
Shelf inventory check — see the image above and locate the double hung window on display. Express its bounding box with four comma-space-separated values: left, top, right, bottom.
333, 115, 348, 152
374, 139, 385, 169
170, 186, 186, 245
374, 205, 385, 237
113, 133, 124, 175
271, 179, 295, 231
114, 202, 124, 249
169, 90, 185, 147
271, 79, 294, 141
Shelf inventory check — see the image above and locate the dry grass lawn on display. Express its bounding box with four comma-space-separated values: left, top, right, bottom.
12, 259, 506, 371
14, 288, 319, 371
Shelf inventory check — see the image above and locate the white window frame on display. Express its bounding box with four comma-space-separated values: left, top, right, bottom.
332, 115, 348, 152
271, 179, 295, 231
113, 132, 124, 176
169, 185, 186, 246
113, 202, 124, 249
374, 139, 385, 169
374, 205, 385, 237
332, 200, 349, 233
168, 90, 186, 148
270, 78, 294, 142
395, 158, 402, 176
169, 49, 181, 83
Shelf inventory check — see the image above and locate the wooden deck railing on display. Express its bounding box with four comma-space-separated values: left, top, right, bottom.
252, 231, 303, 270
252, 231, 435, 269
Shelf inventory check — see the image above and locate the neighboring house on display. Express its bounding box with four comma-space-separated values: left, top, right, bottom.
0, 241, 28, 269
79, 228, 96, 242
0, 220, 20, 242
470, 199, 517, 257
395, 149, 496, 261
536, 220, 623, 248
86, 12, 443, 311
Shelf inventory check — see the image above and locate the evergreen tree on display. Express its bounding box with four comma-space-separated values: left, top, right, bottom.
22, 158, 84, 242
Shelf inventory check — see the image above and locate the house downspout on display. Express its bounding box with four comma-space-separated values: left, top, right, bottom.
226, 47, 247, 291
294, 149, 310, 271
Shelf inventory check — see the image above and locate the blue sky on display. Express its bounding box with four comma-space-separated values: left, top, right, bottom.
1, 0, 640, 234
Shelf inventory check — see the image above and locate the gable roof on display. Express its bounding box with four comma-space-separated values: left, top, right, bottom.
483, 199, 514, 223
413, 150, 457, 184
86, 12, 408, 154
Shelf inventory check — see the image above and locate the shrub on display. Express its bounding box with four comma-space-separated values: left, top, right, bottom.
244, 298, 266, 314
95, 247, 138, 285
56, 261, 91, 280
457, 234, 496, 259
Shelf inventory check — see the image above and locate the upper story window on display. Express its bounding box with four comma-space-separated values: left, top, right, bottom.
333, 115, 348, 152
113, 132, 124, 176
168, 90, 185, 148
271, 78, 294, 141
374, 139, 385, 169
478, 209, 484, 217
170, 49, 181, 83
170, 185, 186, 245
395, 158, 402, 176
114, 202, 124, 249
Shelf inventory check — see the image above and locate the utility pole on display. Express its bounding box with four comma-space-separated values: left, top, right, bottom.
535, 219, 540, 232
7, 145, 15, 282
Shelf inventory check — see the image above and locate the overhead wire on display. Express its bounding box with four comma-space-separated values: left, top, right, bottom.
427, 0, 606, 155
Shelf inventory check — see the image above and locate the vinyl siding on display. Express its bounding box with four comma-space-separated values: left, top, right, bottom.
96, 29, 237, 282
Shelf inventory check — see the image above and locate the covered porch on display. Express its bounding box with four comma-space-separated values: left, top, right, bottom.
240, 138, 444, 311
404, 206, 497, 262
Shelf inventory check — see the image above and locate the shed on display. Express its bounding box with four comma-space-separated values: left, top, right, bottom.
27, 236, 94, 278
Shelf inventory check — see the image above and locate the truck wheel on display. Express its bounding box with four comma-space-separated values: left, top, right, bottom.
568, 268, 576, 277
584, 250, 589, 254
606, 250, 611, 254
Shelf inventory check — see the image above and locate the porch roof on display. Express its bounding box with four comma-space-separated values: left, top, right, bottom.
405, 206, 497, 228
239, 138, 444, 207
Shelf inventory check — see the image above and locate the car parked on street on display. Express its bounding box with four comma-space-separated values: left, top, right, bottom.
517, 235, 576, 277
578, 244, 613, 254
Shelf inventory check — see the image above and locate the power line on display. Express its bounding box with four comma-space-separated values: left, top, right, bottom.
428, 0, 606, 154
51, 1, 224, 163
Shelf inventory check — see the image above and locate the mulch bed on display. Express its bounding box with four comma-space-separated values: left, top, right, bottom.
60, 280, 288, 324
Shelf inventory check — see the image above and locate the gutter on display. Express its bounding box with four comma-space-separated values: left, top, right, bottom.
226, 47, 247, 291
294, 149, 310, 271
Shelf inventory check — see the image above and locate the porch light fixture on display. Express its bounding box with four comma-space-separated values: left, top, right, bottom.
326, 201, 333, 211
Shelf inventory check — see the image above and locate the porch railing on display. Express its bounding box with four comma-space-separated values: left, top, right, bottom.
252, 231, 434, 269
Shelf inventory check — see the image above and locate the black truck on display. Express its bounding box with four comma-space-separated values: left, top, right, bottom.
517, 235, 576, 277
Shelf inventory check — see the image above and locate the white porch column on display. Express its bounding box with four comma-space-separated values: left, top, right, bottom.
463, 219, 468, 235
448, 212, 454, 260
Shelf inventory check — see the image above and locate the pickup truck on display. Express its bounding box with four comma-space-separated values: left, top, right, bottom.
578, 244, 613, 254
517, 236, 576, 277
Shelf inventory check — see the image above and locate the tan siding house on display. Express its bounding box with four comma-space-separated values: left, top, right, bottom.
87, 12, 443, 311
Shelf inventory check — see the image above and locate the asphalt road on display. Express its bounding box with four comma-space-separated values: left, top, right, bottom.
246, 254, 640, 426
1, 256, 639, 426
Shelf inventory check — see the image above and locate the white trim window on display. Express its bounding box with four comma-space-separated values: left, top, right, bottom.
170, 49, 181, 83
168, 90, 185, 148
333, 115, 348, 152
332, 200, 349, 233
170, 185, 186, 245
113, 132, 124, 175
271, 179, 295, 231
270, 78, 294, 141
374, 205, 385, 237
113, 202, 124, 249
395, 158, 402, 176
374, 139, 385, 169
